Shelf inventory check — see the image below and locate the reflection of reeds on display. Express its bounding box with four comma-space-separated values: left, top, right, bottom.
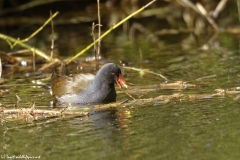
0, 0, 238, 62
66, 0, 157, 64
237, 0, 240, 21
177, 0, 219, 31
0, 56, 1, 78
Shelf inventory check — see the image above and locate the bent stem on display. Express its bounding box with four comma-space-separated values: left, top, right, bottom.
0, 11, 59, 62
0, 33, 52, 61
66, 0, 157, 65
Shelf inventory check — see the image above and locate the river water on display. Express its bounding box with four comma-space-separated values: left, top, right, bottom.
1, 25, 240, 159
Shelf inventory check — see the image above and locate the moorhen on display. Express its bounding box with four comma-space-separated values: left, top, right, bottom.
51, 63, 127, 105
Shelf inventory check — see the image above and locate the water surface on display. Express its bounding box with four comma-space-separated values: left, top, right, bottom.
1, 32, 240, 160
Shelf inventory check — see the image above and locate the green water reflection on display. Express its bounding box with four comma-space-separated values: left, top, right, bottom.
1, 33, 240, 160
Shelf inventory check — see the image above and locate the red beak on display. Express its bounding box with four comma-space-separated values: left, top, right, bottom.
116, 74, 128, 89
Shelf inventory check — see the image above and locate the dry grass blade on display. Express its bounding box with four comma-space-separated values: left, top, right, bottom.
50, 10, 55, 59
0, 12, 59, 62
1, 83, 240, 122
213, 0, 228, 18
0, 51, 19, 64
177, 0, 219, 31
38, 58, 61, 72
0, 56, 4, 85
97, 0, 101, 70
0, 34, 52, 61
237, 0, 240, 22
22, 12, 59, 43
0, 56, 1, 78
1, 108, 89, 119
123, 66, 168, 81
66, 0, 157, 64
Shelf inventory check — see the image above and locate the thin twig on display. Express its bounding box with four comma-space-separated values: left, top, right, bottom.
38, 58, 61, 71
118, 99, 129, 105
237, 0, 240, 22
121, 88, 136, 101
123, 66, 168, 81
96, 0, 101, 70
1, 108, 89, 117
0, 33, 52, 61
177, 0, 219, 31
15, 93, 21, 101
66, 0, 157, 64
91, 22, 97, 69
0, 56, 2, 78
50, 10, 55, 59
0, 51, 19, 64
212, 0, 228, 18
33, 48, 36, 72
1, 117, 7, 123
196, 2, 219, 31
0, 12, 58, 62
21, 11, 59, 43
